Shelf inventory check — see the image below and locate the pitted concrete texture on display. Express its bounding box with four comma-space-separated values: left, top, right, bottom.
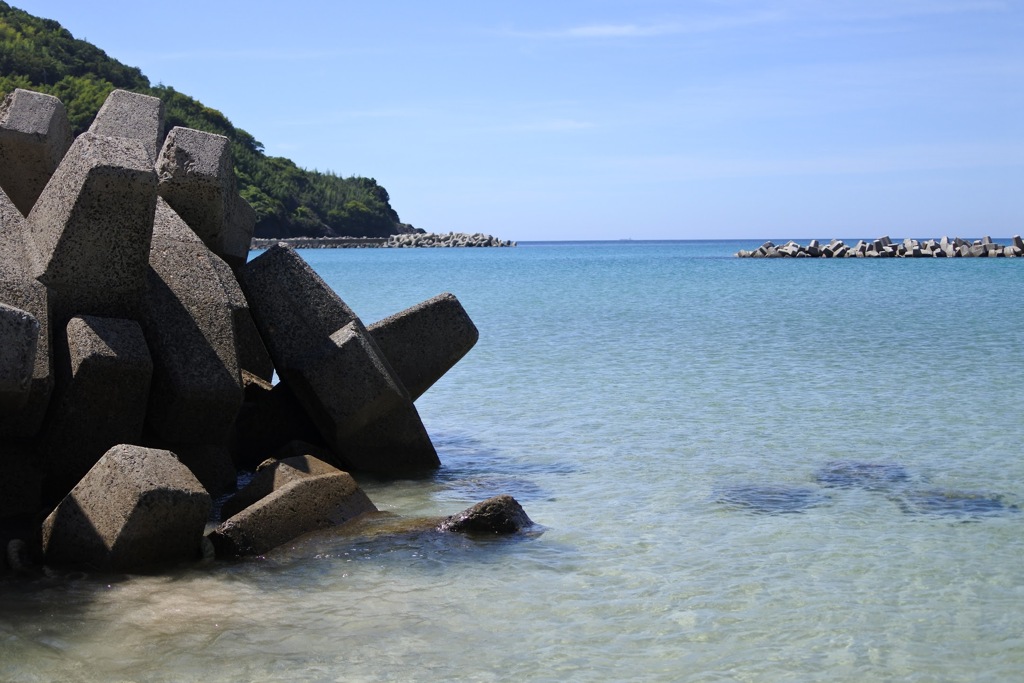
240, 246, 441, 475
88, 89, 165, 162
0, 89, 73, 216
341, 399, 440, 474
0, 188, 52, 437
0, 302, 39, 413
42, 444, 211, 571
369, 292, 478, 400
142, 198, 242, 444
208, 254, 273, 381
239, 245, 360, 369
221, 193, 256, 270
26, 132, 157, 321
156, 127, 252, 268
220, 453, 344, 521
285, 320, 410, 448
40, 315, 153, 496
209, 455, 376, 556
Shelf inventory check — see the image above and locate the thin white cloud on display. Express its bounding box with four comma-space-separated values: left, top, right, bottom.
510, 11, 781, 39
509, 1, 1004, 41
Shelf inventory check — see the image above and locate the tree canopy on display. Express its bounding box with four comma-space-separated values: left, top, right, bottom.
0, 1, 408, 238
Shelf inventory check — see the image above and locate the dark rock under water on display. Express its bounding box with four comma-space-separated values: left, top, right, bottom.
813, 460, 911, 491
713, 484, 832, 515
891, 490, 1021, 519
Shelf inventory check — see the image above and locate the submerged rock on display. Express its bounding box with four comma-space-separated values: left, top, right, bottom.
891, 490, 1020, 519
813, 460, 911, 491
713, 484, 831, 514
437, 494, 535, 534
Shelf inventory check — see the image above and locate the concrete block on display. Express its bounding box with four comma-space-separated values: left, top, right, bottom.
0, 302, 39, 412
239, 246, 440, 475
0, 188, 52, 437
208, 254, 273, 381
239, 245, 360, 369
220, 453, 346, 521
155, 127, 252, 268
42, 445, 211, 571
40, 316, 152, 496
88, 89, 165, 162
142, 198, 242, 444
0, 89, 73, 216
368, 292, 479, 401
26, 132, 157, 321
340, 398, 440, 474
222, 193, 256, 270
286, 320, 409, 445
209, 455, 376, 556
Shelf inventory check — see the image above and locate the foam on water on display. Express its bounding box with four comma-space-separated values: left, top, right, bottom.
3, 241, 1023, 682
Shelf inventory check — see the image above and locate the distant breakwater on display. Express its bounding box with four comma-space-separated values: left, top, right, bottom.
251, 232, 516, 250
736, 235, 1024, 258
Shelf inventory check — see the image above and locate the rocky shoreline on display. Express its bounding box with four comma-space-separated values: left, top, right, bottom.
251, 231, 516, 250
736, 235, 1024, 258
0, 87, 534, 577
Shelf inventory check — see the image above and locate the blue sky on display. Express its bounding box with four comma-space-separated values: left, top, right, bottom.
13, 1, 1024, 241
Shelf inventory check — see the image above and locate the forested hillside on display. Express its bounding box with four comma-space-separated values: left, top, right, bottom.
0, 1, 410, 238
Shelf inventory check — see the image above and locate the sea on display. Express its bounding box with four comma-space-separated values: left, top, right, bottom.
2, 240, 1023, 682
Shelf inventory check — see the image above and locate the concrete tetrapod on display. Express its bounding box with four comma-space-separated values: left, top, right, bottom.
156, 126, 255, 270
209, 455, 377, 557
0, 301, 39, 413
39, 315, 153, 498
0, 88, 73, 216
42, 445, 211, 571
26, 131, 158, 322
240, 245, 439, 475
0, 186, 52, 437
88, 89, 165, 163
142, 198, 242, 445
368, 292, 478, 401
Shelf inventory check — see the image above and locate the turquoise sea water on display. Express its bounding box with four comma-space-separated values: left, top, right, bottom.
3, 240, 1024, 682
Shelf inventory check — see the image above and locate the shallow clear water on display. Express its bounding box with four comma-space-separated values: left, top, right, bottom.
3, 241, 1023, 682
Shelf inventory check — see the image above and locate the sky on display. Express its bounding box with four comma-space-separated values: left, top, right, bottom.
12, 1, 1024, 241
